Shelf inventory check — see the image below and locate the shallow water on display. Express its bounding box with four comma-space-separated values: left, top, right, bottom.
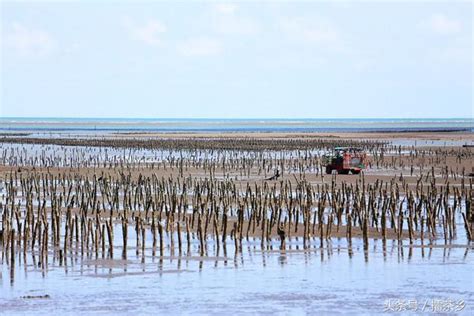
1, 235, 473, 315
389, 138, 474, 147
0, 143, 326, 169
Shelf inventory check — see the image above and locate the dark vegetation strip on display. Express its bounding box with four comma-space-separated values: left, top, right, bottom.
0, 136, 387, 151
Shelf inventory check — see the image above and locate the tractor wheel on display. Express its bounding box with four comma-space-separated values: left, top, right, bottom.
325, 166, 333, 174
351, 169, 361, 175
338, 169, 349, 175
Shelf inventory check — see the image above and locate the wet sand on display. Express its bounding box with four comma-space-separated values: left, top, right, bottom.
1, 130, 473, 315
111, 130, 474, 142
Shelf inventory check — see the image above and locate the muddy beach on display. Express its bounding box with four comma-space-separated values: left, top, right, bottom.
0, 130, 473, 314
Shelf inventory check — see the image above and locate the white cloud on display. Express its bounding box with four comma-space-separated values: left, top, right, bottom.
4, 23, 56, 57
279, 17, 340, 44
123, 18, 167, 46
177, 37, 222, 57
425, 14, 462, 35
212, 3, 259, 35
214, 3, 238, 15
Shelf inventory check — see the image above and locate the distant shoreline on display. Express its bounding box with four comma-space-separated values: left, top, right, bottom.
0, 130, 473, 149
0, 117, 471, 134
0, 117, 472, 138
0, 127, 471, 134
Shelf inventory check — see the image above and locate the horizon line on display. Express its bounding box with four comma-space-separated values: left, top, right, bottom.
0, 116, 472, 120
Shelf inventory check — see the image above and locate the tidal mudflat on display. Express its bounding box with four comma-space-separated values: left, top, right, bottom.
1, 131, 473, 314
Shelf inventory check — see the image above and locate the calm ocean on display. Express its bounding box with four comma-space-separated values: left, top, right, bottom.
0, 118, 472, 133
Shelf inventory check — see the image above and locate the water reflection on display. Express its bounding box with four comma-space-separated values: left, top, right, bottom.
2, 233, 473, 315
4, 237, 474, 281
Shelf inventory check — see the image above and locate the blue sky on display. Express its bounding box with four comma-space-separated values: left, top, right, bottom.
1, 1, 472, 118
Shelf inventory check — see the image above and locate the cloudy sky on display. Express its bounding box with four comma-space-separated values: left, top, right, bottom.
1, 0, 472, 118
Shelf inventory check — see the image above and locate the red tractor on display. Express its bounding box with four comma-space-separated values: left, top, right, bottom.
323, 147, 366, 174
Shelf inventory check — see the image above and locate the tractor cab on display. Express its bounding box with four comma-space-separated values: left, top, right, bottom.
323, 147, 366, 174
